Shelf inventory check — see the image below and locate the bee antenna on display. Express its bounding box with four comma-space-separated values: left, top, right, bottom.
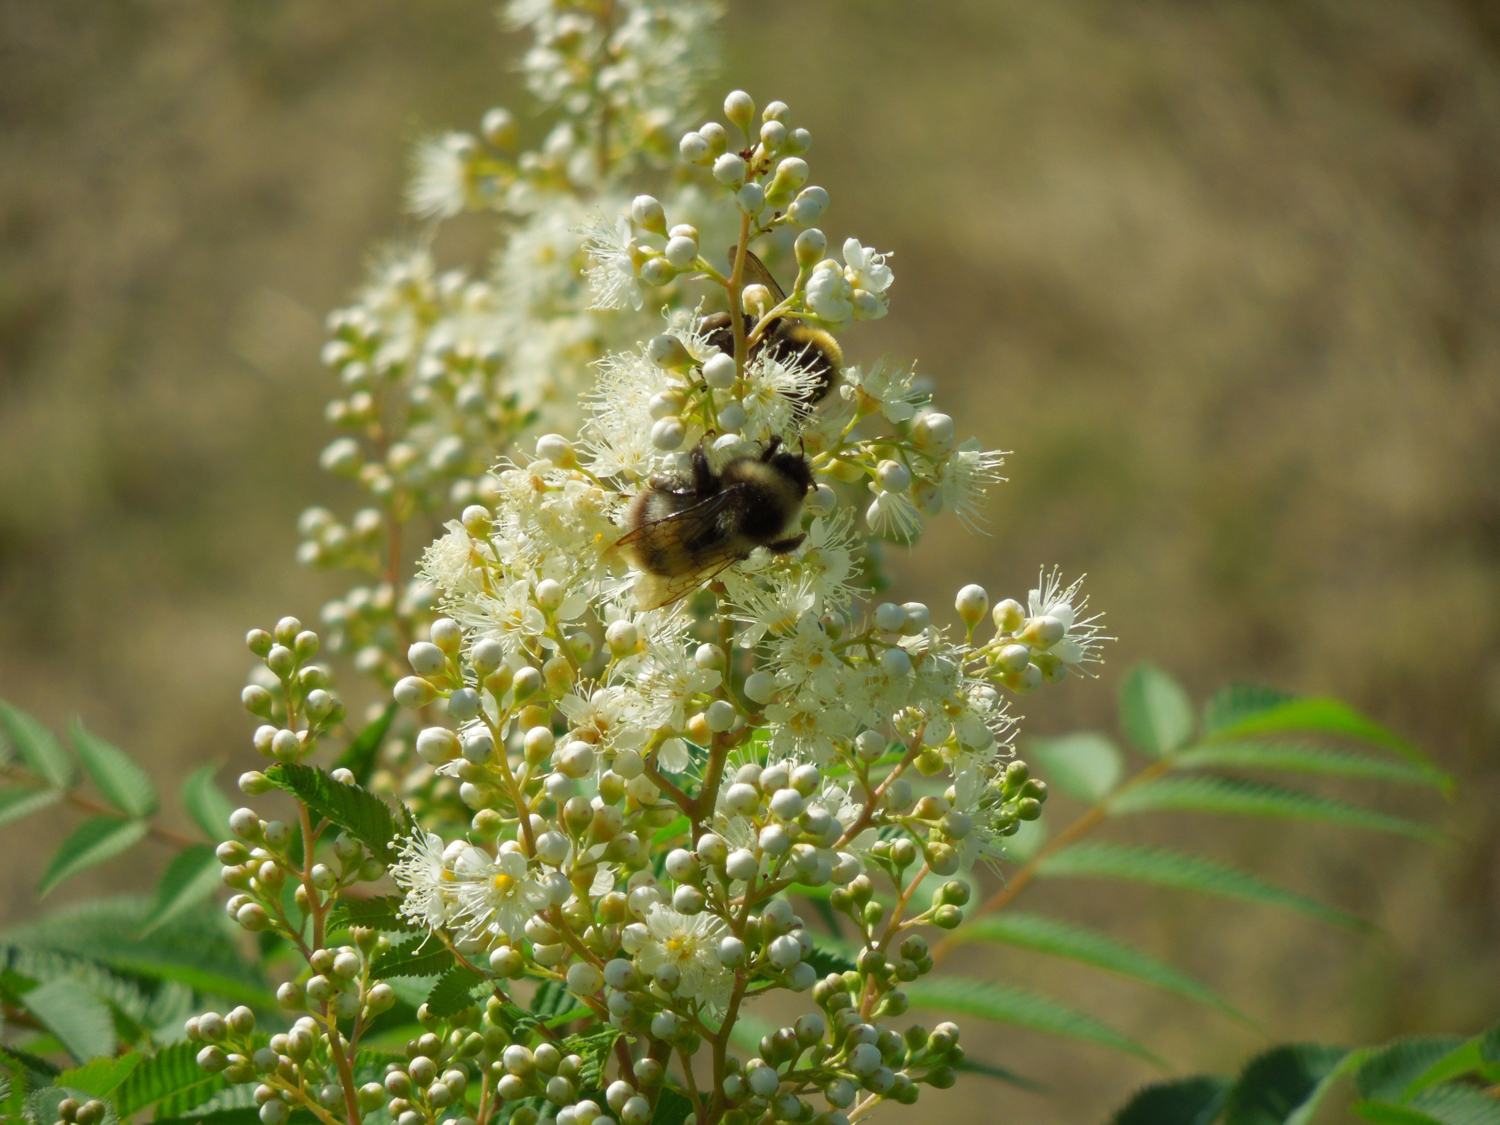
761, 435, 783, 462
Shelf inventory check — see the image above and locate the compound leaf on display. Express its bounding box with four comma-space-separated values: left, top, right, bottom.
70, 720, 157, 818
22, 976, 117, 1062
0, 700, 74, 787
140, 845, 223, 935
372, 936, 455, 980
263, 763, 406, 865
181, 765, 236, 842
39, 817, 149, 898
0, 785, 64, 828
1173, 743, 1441, 787
1028, 732, 1125, 802
1120, 665, 1196, 758
1356, 1037, 1468, 1103
1112, 1075, 1231, 1125
1222, 1044, 1350, 1125
425, 965, 488, 1018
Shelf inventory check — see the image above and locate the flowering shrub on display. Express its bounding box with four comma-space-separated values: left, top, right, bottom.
0, 5, 1459, 1125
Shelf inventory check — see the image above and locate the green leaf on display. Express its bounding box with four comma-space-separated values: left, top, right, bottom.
1173, 742, 1443, 787
0, 1043, 61, 1081
22, 975, 118, 1062
55, 1053, 142, 1097
1111, 1075, 1231, 1125
263, 762, 408, 865
371, 936, 456, 979
1400, 1039, 1488, 1099
1120, 664, 1196, 758
140, 845, 223, 935
0, 785, 64, 827
0, 700, 74, 787
1037, 842, 1366, 930
1028, 732, 1125, 802
804, 936, 857, 977
560, 1026, 621, 1094
1205, 697, 1446, 786
1481, 1023, 1500, 1065
2, 895, 274, 1005
114, 1039, 223, 1118
956, 1058, 1048, 1093
1223, 1044, 1349, 1125
1357, 1037, 1468, 1102
425, 965, 487, 1018
181, 765, 236, 842
38, 816, 150, 898
29, 1085, 120, 1125
651, 1088, 695, 1125
954, 912, 1249, 1026
1108, 776, 1442, 841
326, 894, 419, 935
1355, 1085, 1500, 1125
905, 977, 1161, 1063
1203, 684, 1295, 734
70, 720, 158, 818
335, 701, 398, 787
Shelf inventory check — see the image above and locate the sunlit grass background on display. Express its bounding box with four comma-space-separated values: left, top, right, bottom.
2, 2, 1497, 1122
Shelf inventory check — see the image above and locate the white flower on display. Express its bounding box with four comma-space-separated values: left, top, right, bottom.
392, 831, 454, 930
635, 904, 733, 1009
866, 489, 922, 543
794, 511, 859, 610
842, 359, 922, 424
805, 260, 853, 325
949, 768, 1009, 870
408, 133, 475, 220
841, 238, 893, 320
765, 686, 858, 764
559, 685, 651, 756
637, 644, 720, 733
657, 737, 692, 773
724, 570, 820, 649
768, 612, 844, 699
461, 579, 548, 656
580, 212, 644, 311
453, 847, 551, 945
422, 524, 491, 597
935, 440, 1007, 532
1027, 569, 1108, 668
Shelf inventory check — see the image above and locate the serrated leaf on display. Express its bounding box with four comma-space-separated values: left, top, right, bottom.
1111, 1075, 1231, 1125
22, 975, 117, 1062
2, 895, 274, 1005
1108, 776, 1442, 841
1355, 1085, 1500, 1125
263, 762, 407, 865
140, 846, 223, 935
0, 700, 74, 787
372, 936, 455, 979
1401, 1039, 1487, 1099
1223, 1044, 1349, 1125
957, 1058, 1048, 1093
0, 785, 64, 827
1173, 742, 1442, 786
0, 1043, 62, 1081
326, 894, 419, 935
55, 1053, 141, 1097
1357, 1037, 1467, 1102
1120, 665, 1196, 758
425, 964, 487, 1018
905, 977, 1161, 1063
560, 1026, 621, 1093
954, 912, 1249, 1026
804, 937, 857, 977
38, 816, 149, 898
1204, 684, 1296, 734
113, 1039, 221, 1118
651, 1088, 695, 1125
1206, 697, 1447, 787
1028, 732, 1125, 802
70, 720, 157, 818
181, 765, 235, 842
335, 701, 398, 786
1037, 842, 1365, 930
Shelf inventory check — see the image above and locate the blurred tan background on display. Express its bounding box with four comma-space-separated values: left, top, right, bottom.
2, 1, 1498, 1121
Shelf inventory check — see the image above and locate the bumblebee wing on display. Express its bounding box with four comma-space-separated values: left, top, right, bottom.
632, 549, 742, 610
726, 246, 788, 303
616, 487, 733, 551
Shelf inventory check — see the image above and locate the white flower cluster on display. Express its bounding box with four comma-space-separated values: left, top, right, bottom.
363, 89, 1107, 1125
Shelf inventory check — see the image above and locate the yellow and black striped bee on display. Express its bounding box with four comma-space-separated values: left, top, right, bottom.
617, 437, 814, 610
700, 247, 843, 408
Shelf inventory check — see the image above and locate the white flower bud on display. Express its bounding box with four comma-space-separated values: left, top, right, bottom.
463, 728, 494, 763
717, 401, 747, 432
769, 934, 803, 968
911, 411, 955, 452
725, 848, 759, 881
716, 934, 747, 968
955, 584, 989, 625
430, 618, 462, 653
724, 90, 755, 131
471, 638, 505, 673
702, 352, 736, 389
794, 227, 827, 268
736, 182, 765, 215
901, 602, 931, 634
696, 643, 726, 669
880, 647, 913, 677
536, 831, 571, 866
712, 153, 747, 186
567, 962, 604, 995
1021, 615, 1067, 648
605, 619, 639, 655
747, 1065, 780, 1098
742, 671, 777, 704
788, 186, 827, 226
640, 257, 674, 287
724, 782, 760, 814
997, 643, 1031, 673
679, 131, 710, 164
535, 579, 565, 611
447, 688, 480, 722
664, 235, 698, 269
651, 417, 686, 450
760, 119, 787, 149
758, 823, 791, 857
769, 788, 805, 820
535, 433, 575, 465
630, 195, 666, 234
407, 642, 445, 675
558, 741, 596, 778
613, 748, 644, 779
873, 603, 906, 632
993, 598, 1026, 633
876, 460, 911, 493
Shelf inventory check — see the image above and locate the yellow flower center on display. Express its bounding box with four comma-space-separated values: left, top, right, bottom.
492, 873, 515, 893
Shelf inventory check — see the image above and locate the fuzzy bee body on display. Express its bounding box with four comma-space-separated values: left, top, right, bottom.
701, 248, 843, 407
618, 438, 815, 609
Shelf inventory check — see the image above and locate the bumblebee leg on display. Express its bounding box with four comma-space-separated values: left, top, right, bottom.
760, 435, 783, 462
765, 534, 806, 555
689, 443, 718, 494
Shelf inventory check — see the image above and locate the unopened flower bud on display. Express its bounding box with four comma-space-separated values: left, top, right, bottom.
713, 152, 746, 186
631, 194, 666, 234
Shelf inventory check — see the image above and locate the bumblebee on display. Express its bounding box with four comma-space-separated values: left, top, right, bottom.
700, 247, 843, 407
617, 437, 815, 609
